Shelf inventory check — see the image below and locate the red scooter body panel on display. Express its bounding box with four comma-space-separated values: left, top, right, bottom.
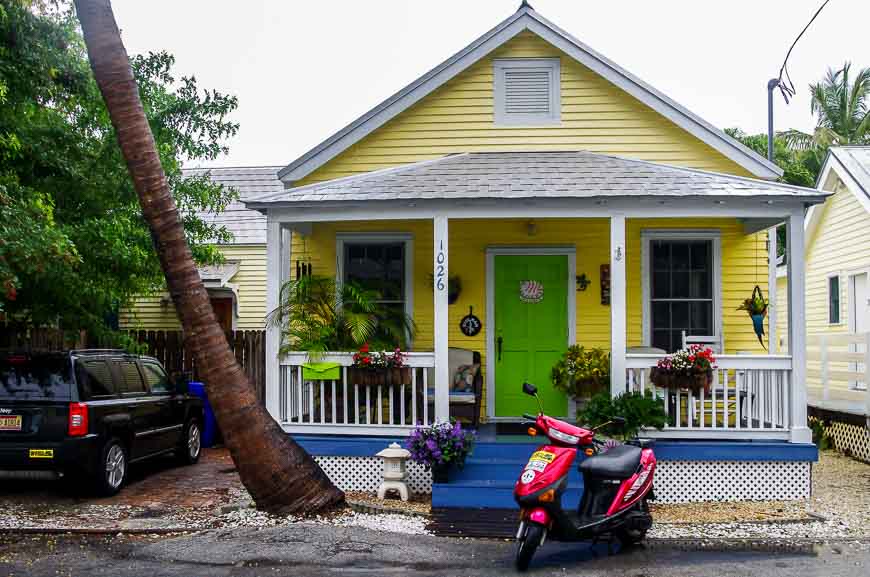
605, 447, 657, 516
514, 444, 576, 498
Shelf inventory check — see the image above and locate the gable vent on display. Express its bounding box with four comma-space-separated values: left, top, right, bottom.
494, 58, 560, 126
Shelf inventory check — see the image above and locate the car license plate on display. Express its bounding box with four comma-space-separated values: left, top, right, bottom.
29, 449, 53, 459
0, 415, 21, 431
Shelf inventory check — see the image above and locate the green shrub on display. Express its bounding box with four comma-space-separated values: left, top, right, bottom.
577, 390, 667, 439
551, 346, 609, 399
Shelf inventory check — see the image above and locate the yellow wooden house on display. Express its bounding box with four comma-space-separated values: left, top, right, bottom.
239, 0, 828, 460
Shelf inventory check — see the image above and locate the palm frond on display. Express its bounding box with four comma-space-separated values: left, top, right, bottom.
778, 129, 814, 151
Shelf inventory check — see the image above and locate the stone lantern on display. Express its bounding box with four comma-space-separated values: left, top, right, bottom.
376, 442, 411, 501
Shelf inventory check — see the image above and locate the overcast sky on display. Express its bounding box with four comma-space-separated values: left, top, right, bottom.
111, 0, 868, 169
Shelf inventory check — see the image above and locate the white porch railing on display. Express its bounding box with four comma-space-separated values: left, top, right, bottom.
625, 354, 794, 439
279, 352, 435, 435
806, 333, 869, 417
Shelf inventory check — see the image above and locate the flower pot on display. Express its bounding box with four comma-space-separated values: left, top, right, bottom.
431, 462, 450, 484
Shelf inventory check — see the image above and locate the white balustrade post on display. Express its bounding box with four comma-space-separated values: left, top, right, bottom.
610, 214, 627, 398
768, 227, 778, 352
265, 218, 289, 422
433, 215, 450, 423
864, 332, 870, 424
787, 209, 811, 443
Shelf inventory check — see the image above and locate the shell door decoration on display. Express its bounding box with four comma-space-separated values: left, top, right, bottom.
519, 280, 544, 303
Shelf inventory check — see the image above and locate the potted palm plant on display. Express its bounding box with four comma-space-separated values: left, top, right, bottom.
268, 275, 416, 357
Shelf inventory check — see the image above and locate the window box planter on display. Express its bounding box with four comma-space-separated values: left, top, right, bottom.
348, 367, 412, 386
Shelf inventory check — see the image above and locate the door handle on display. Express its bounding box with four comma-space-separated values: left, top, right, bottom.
497, 336, 503, 361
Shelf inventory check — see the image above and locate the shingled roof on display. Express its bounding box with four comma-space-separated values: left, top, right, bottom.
247, 151, 826, 208
185, 166, 282, 244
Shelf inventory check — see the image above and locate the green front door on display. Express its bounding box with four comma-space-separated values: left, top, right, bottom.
494, 254, 568, 417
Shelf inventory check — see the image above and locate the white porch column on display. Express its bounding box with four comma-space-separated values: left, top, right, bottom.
767, 227, 778, 352
433, 215, 450, 423
787, 210, 811, 443
610, 215, 627, 397
264, 217, 289, 422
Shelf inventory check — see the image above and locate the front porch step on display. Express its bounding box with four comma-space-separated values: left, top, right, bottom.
432, 479, 584, 509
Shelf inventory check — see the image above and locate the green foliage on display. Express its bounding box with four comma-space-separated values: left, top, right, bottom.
550, 345, 609, 399
0, 2, 238, 338
809, 418, 832, 451
269, 275, 417, 357
577, 390, 667, 440
781, 62, 870, 151
725, 128, 817, 188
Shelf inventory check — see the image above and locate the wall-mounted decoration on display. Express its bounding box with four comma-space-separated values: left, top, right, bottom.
519, 280, 544, 304
600, 264, 611, 305
459, 306, 482, 337
428, 273, 462, 304
576, 274, 590, 292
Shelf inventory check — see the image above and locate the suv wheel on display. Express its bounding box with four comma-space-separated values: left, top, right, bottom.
177, 420, 202, 465
97, 439, 127, 496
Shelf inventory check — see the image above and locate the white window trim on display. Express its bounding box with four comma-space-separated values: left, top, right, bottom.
335, 233, 414, 341
641, 230, 722, 350
493, 58, 561, 126
827, 272, 842, 326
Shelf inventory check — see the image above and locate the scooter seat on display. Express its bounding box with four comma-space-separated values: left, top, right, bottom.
580, 444, 642, 479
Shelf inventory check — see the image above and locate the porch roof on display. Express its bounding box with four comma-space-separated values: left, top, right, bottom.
246, 151, 827, 209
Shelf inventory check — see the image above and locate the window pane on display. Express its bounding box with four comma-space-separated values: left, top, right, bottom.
690, 301, 713, 335
671, 243, 690, 270
671, 301, 690, 329
652, 330, 671, 352
671, 271, 690, 298
652, 302, 670, 328
652, 241, 670, 271
829, 276, 840, 323
652, 271, 670, 299
142, 363, 171, 394
77, 361, 115, 398
689, 271, 710, 299
344, 242, 405, 302
690, 241, 710, 270
118, 361, 145, 394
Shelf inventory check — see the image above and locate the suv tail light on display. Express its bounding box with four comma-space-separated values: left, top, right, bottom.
68, 403, 88, 437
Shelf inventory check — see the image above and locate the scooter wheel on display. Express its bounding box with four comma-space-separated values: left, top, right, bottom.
515, 523, 545, 572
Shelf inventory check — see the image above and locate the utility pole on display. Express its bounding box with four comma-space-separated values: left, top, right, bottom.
767, 78, 779, 161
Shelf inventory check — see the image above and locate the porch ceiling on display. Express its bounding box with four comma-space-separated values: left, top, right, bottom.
246, 151, 828, 210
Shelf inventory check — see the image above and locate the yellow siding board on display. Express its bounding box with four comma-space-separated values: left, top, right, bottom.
295, 31, 750, 186
120, 244, 268, 331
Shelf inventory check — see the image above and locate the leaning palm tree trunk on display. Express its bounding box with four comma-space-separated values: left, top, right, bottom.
74, 0, 343, 515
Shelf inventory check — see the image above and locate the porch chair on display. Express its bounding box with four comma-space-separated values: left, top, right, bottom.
681, 331, 722, 353
424, 347, 483, 429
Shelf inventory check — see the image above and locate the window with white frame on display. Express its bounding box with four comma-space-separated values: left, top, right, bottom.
828, 275, 840, 324
493, 58, 560, 126
337, 234, 413, 336
646, 235, 718, 353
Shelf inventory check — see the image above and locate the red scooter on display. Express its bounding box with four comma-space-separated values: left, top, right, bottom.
513, 382, 656, 571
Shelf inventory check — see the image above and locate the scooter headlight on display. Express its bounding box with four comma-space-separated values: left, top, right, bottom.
548, 428, 579, 445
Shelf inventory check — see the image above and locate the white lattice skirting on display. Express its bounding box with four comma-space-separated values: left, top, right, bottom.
817, 419, 870, 464
652, 460, 811, 503
313, 456, 812, 502
315, 456, 433, 494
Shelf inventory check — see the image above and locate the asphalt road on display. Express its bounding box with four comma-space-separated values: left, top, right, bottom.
0, 525, 868, 577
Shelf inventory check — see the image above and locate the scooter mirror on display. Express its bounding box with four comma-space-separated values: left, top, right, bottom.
522, 382, 538, 396
612, 416, 627, 427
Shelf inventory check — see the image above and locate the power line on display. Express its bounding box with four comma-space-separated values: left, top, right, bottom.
774, 0, 833, 104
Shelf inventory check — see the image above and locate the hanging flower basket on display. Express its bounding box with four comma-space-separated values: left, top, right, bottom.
738, 285, 768, 349
649, 345, 716, 394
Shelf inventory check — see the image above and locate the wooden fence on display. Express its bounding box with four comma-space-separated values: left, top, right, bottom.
0, 327, 266, 404
128, 330, 266, 403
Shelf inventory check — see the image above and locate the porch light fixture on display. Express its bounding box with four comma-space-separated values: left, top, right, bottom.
376, 442, 412, 501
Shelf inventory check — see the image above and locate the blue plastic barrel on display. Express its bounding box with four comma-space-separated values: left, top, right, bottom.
187, 381, 218, 448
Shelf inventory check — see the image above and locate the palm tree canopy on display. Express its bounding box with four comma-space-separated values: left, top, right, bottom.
782, 62, 870, 150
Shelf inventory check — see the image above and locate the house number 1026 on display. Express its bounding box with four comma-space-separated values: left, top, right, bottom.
436, 240, 446, 291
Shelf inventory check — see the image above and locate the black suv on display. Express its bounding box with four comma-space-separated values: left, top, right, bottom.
0, 349, 204, 495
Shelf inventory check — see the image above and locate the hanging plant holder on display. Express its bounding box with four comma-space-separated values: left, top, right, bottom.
738, 285, 768, 350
